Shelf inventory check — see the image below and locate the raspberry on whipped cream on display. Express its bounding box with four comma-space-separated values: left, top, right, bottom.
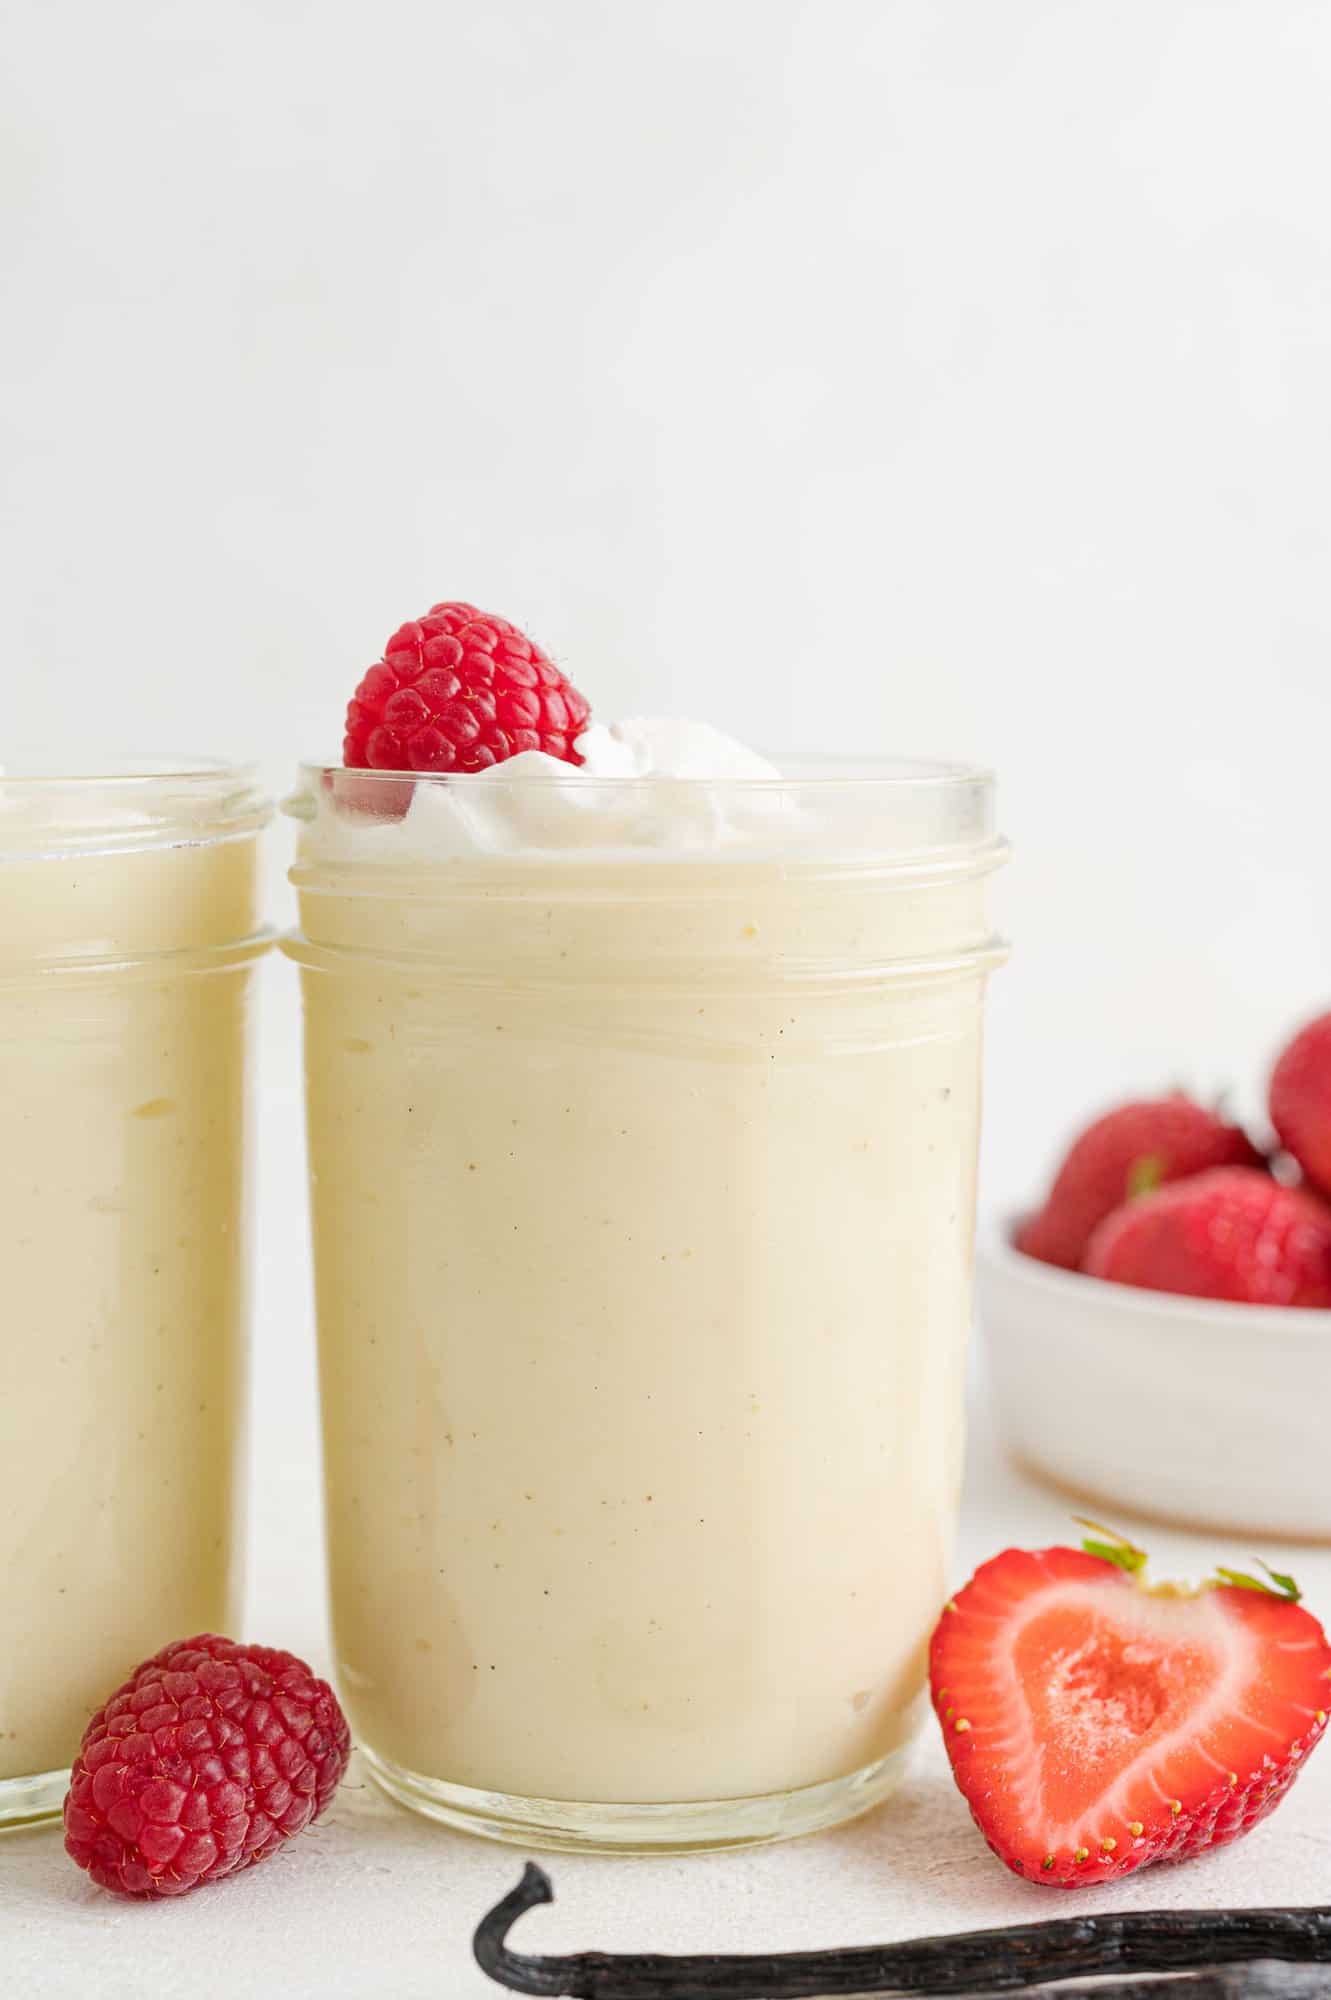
343, 601, 591, 773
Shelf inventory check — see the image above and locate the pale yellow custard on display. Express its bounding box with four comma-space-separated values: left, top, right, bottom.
0, 766, 267, 1820
288, 751, 1004, 1847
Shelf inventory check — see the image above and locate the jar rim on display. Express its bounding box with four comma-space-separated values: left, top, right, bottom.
0, 752, 257, 785
288, 753, 999, 868
296, 752, 994, 792
0, 757, 271, 858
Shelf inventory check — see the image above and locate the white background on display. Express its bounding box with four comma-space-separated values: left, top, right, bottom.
4, 2, 1331, 1990
4, 0, 1331, 1200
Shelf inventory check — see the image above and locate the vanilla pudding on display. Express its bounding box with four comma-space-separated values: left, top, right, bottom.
287, 727, 1005, 1848
0, 763, 268, 1823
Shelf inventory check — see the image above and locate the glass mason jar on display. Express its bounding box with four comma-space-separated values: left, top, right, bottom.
0, 760, 270, 1826
286, 758, 1006, 1851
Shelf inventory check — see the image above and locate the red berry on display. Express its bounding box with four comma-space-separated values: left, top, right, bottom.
342, 599, 591, 774
1270, 1011, 1331, 1199
931, 1542, 1331, 1887
63, 1634, 350, 1899
1083, 1165, 1331, 1307
1016, 1095, 1262, 1271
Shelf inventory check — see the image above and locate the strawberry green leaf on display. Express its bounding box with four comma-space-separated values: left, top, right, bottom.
1074, 1517, 1149, 1575
1126, 1153, 1166, 1199
1214, 1561, 1303, 1603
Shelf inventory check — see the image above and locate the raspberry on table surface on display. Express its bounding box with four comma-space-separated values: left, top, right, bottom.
63, 1633, 350, 1899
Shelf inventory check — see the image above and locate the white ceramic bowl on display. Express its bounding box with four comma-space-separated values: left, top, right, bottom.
979, 1218, 1331, 1542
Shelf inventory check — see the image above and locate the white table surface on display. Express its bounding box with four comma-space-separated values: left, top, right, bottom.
7, 1400, 1331, 1998
6, 980, 1331, 1994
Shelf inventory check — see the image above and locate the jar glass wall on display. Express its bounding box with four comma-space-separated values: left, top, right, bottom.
286, 757, 1006, 1851
0, 760, 270, 1826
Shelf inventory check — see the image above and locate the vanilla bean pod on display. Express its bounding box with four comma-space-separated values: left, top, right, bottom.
472, 1864, 1331, 1999
1027, 1975, 1331, 2000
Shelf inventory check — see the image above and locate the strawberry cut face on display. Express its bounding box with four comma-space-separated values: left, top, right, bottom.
1015, 1595, 1222, 1820
931, 1547, 1331, 1886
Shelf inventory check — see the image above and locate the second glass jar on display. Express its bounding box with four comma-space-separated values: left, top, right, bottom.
0, 761, 268, 1826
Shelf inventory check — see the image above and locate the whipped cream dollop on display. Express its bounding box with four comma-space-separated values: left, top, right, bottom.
312, 719, 801, 860
572, 720, 779, 784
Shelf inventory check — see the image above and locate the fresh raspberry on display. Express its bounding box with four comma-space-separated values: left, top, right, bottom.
1015, 1094, 1263, 1270
1083, 1165, 1331, 1306
63, 1634, 350, 1899
1270, 1010, 1331, 1198
343, 599, 591, 773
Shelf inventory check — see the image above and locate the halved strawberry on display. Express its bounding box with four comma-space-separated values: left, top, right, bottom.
930, 1530, 1331, 1887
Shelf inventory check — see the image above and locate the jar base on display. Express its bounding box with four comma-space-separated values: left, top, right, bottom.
360, 1738, 913, 1854
0, 1768, 67, 1829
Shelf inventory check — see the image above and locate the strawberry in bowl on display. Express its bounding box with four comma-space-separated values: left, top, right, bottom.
1270, 1011, 1331, 1202
985, 1019, 1331, 1538
1015, 1095, 1262, 1274
1084, 1166, 1331, 1308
